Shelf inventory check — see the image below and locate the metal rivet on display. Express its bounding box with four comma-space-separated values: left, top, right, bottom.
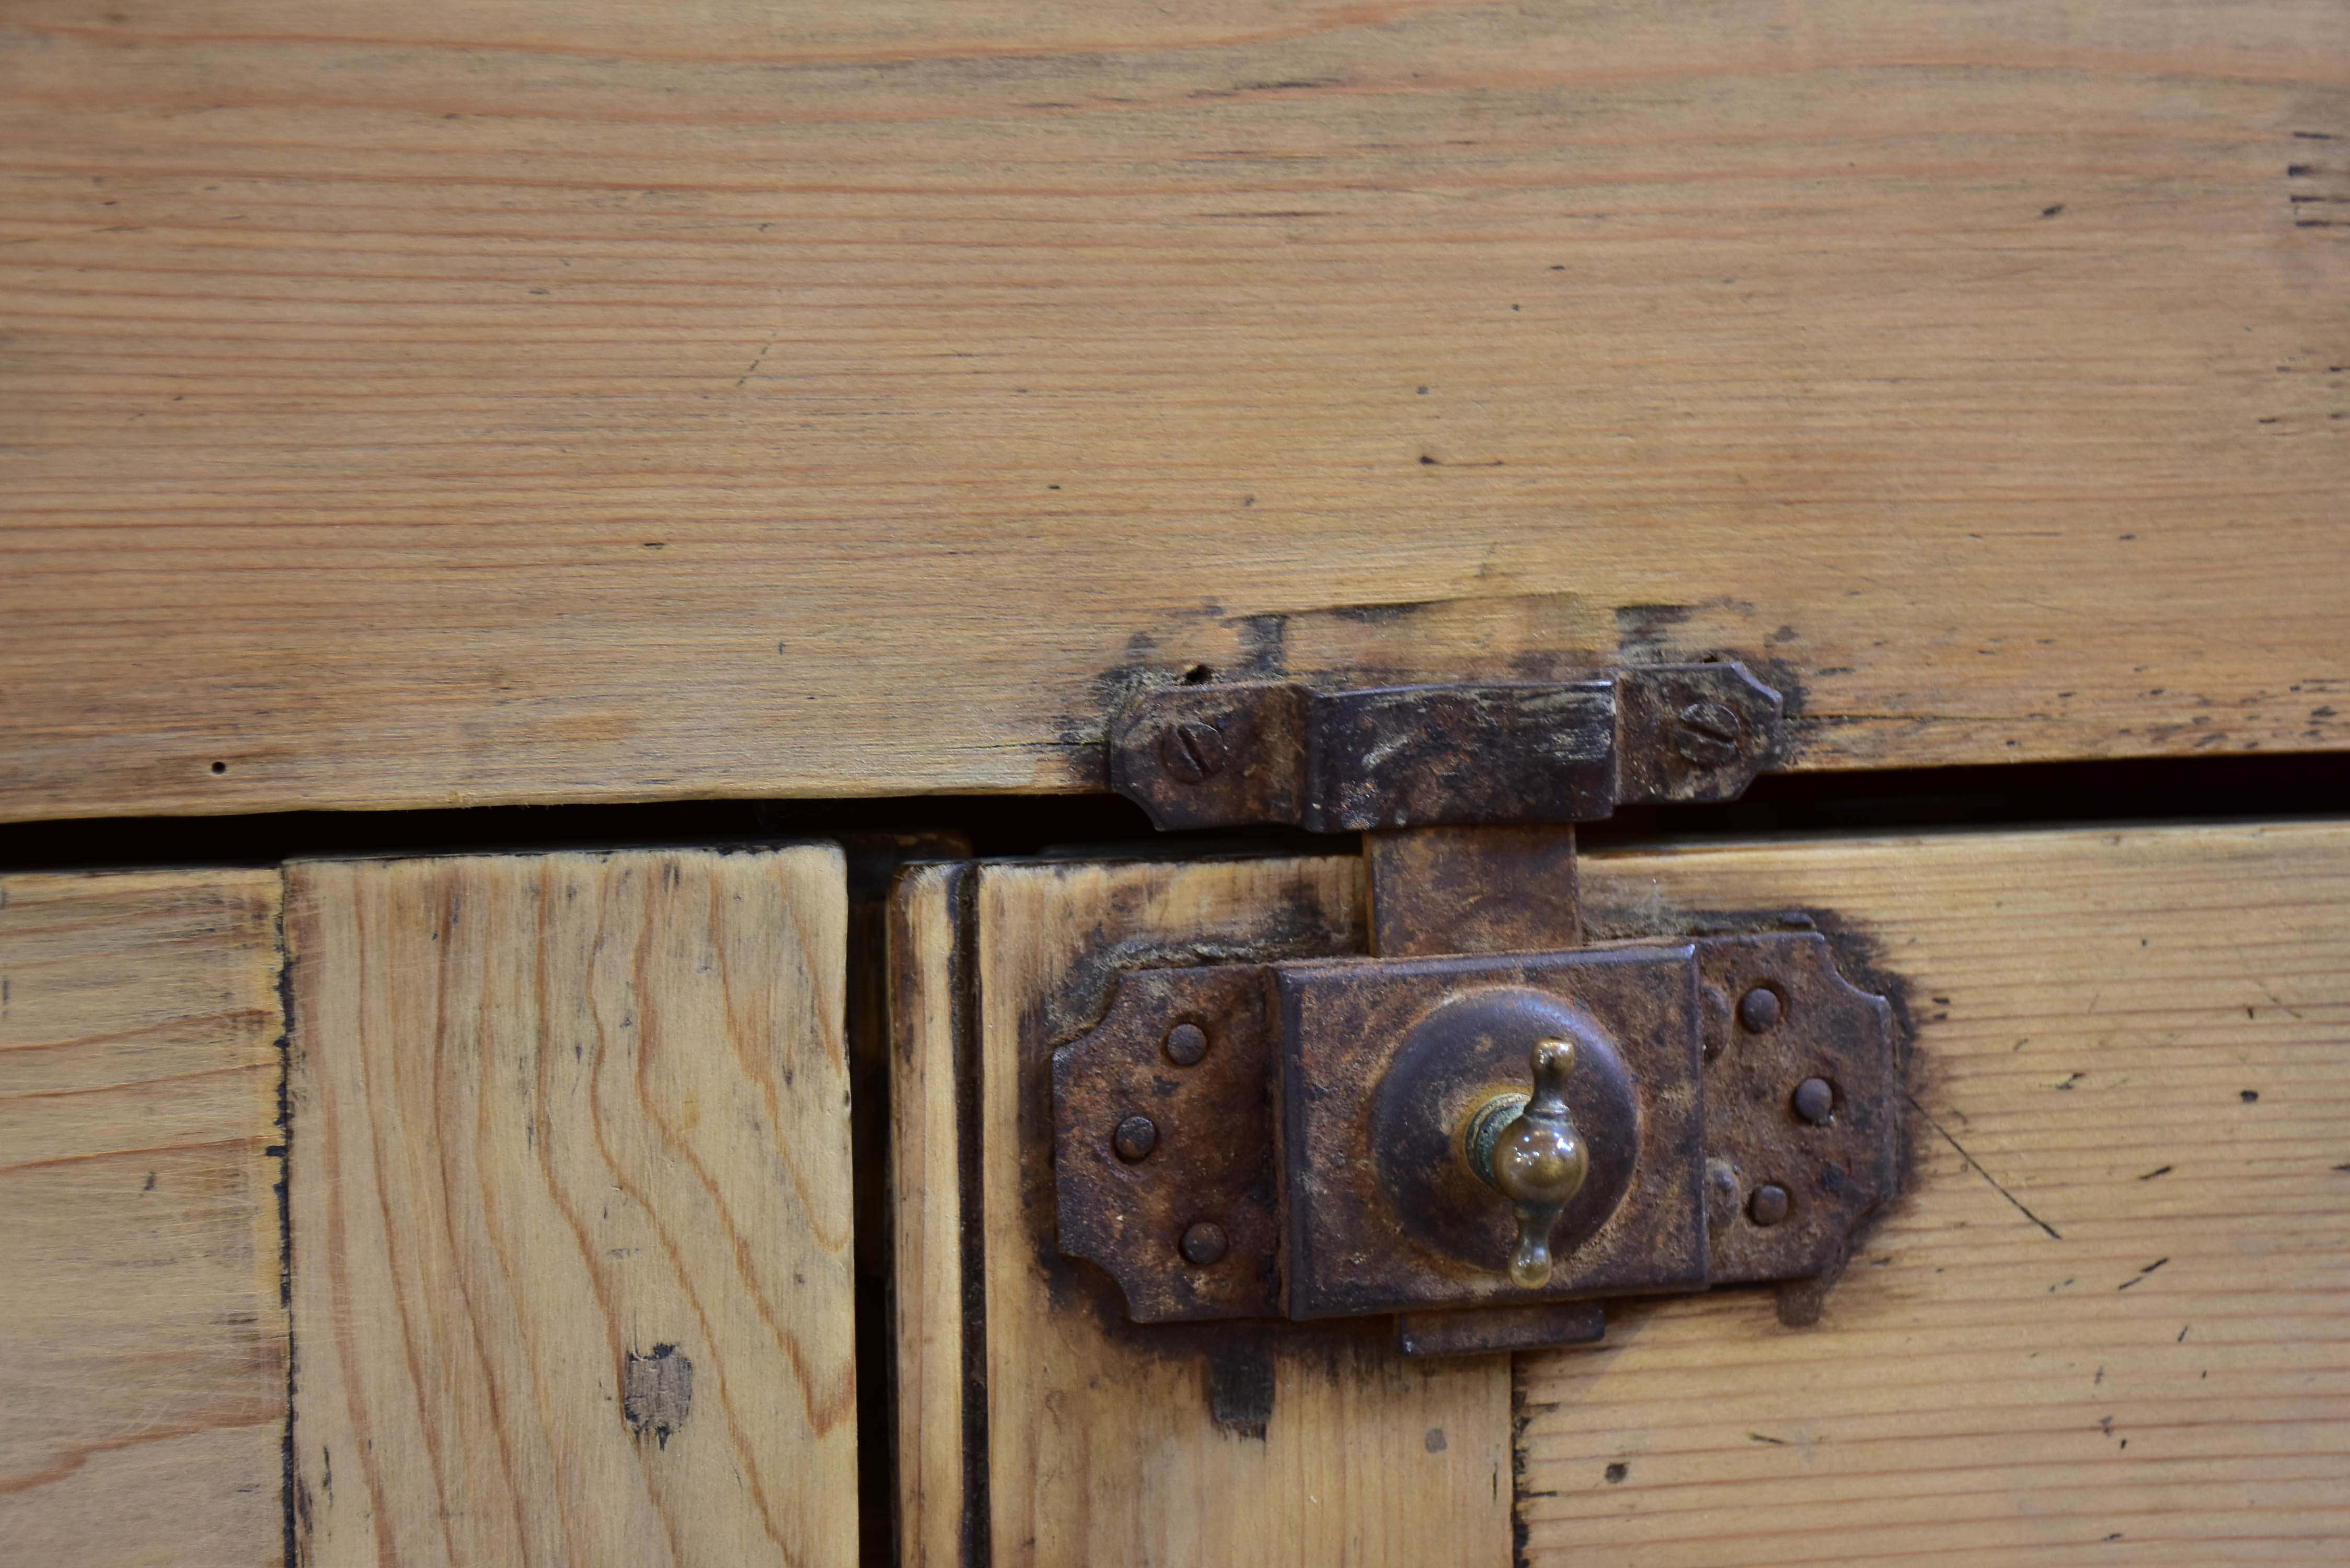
1158, 720, 1227, 782
1749, 1183, 1790, 1227
1180, 1221, 1229, 1265
1672, 701, 1742, 767
1113, 1115, 1158, 1162
1737, 985, 1783, 1033
1164, 1022, 1208, 1066
1793, 1077, 1835, 1124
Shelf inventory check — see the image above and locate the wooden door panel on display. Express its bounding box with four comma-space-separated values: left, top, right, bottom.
892, 853, 1519, 1567
1520, 824, 2350, 1563
888, 863, 977, 1568
3, 0, 2346, 821
286, 846, 858, 1567
895, 823, 2350, 1564
0, 869, 287, 1568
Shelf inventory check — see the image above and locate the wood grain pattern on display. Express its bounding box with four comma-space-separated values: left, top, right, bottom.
972, 854, 1515, 1567
1520, 823, 2350, 1564
889, 862, 972, 1568
3, 0, 2346, 822
286, 847, 857, 1567
0, 868, 287, 1568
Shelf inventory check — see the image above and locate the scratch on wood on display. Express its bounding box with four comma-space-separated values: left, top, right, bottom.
1907, 1092, 2063, 1239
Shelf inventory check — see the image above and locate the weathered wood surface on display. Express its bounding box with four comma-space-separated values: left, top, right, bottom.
1520, 823, 2350, 1564
0, 869, 287, 1567
889, 862, 973, 1568
286, 847, 857, 1567
960, 854, 1514, 1567
4, 1, 2345, 822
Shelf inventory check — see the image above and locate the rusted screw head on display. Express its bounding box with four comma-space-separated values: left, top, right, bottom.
1163, 1021, 1209, 1066
1112, 1115, 1158, 1162
1672, 701, 1743, 767
1700, 984, 1733, 1062
1179, 1221, 1230, 1265
1748, 1183, 1791, 1227
1792, 1077, 1835, 1124
1158, 719, 1227, 783
1704, 1158, 1741, 1232
1738, 985, 1783, 1033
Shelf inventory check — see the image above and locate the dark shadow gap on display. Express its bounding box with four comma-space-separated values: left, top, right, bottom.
3, 749, 2347, 875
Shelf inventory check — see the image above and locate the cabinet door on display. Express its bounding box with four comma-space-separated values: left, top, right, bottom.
895, 823, 2350, 1565
0, 869, 287, 1568
286, 846, 858, 1568
1527, 824, 2350, 1565
892, 856, 1515, 1568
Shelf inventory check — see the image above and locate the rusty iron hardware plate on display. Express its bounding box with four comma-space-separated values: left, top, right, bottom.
1694, 932, 1899, 1286
1051, 964, 1282, 1322
1396, 1300, 1606, 1358
1109, 662, 1785, 832
1276, 948, 1707, 1318
1051, 930, 1897, 1341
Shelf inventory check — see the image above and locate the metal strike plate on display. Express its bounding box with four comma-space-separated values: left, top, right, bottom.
1049, 929, 1897, 1340
1108, 662, 1787, 832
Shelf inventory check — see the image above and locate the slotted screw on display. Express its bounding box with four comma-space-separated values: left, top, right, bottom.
1672, 701, 1742, 767
1159, 720, 1227, 783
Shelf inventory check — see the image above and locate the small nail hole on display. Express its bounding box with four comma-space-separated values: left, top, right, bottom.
209, 760, 227, 775
1181, 664, 1214, 685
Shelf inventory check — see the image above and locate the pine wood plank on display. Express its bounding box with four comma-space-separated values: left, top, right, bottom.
969, 853, 1515, 1567
1518, 822, 2350, 1564
286, 846, 857, 1568
889, 861, 974, 1568
3, 0, 2345, 821
0, 868, 287, 1568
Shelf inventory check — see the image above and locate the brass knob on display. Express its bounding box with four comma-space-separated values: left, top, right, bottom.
1464, 1039, 1590, 1288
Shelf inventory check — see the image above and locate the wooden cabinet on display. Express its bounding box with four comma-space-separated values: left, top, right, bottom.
1, 0, 2345, 1563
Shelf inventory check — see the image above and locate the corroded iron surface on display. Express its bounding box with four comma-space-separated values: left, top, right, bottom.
1695, 931, 1900, 1286
1052, 936, 1897, 1330
1050, 964, 1281, 1322
1366, 823, 1581, 957
1110, 663, 1785, 832
1277, 948, 1708, 1318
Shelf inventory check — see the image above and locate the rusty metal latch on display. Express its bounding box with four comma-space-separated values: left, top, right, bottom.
1108, 662, 1787, 831
1052, 666, 1903, 1357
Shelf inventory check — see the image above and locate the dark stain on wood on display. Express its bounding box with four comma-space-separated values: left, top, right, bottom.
624, 1344, 693, 1449
1204, 1338, 1276, 1440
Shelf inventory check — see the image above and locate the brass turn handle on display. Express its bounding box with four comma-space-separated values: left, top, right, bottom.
1465, 1039, 1590, 1287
